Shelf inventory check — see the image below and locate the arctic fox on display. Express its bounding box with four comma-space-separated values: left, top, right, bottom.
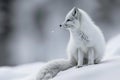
36, 7, 106, 80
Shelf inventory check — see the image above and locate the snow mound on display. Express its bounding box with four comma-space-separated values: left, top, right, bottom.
1, 57, 120, 80
104, 35, 120, 59
52, 57, 120, 80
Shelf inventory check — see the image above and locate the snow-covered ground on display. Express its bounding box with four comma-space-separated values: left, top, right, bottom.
52, 57, 120, 80
1, 35, 120, 80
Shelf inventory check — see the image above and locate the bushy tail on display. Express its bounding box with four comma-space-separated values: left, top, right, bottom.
36, 59, 76, 80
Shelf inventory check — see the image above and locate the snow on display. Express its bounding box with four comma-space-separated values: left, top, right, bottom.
0, 35, 120, 80
52, 57, 120, 80
104, 35, 120, 59
0, 62, 44, 80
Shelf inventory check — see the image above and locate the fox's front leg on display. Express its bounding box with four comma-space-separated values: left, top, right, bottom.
77, 49, 84, 68
88, 47, 94, 65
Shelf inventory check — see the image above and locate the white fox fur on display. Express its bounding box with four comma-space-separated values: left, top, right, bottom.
36, 7, 106, 80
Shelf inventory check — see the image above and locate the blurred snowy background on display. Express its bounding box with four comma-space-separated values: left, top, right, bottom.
0, 0, 120, 66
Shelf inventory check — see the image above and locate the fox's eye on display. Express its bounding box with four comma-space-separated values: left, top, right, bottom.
67, 19, 71, 22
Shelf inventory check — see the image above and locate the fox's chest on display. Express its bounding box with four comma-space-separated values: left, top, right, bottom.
74, 31, 89, 43
71, 31, 91, 52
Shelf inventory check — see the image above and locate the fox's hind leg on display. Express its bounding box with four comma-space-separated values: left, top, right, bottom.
88, 47, 94, 65
94, 58, 101, 64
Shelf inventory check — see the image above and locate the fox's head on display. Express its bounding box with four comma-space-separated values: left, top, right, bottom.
60, 7, 81, 30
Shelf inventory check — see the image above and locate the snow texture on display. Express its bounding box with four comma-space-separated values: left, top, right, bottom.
104, 35, 120, 59
0, 35, 120, 80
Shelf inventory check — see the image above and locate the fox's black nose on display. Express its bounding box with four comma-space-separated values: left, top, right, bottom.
59, 24, 62, 27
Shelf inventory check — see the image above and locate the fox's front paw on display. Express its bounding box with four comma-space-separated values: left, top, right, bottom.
76, 65, 83, 68
36, 69, 53, 80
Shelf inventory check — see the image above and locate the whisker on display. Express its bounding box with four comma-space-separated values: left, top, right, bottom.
51, 25, 60, 33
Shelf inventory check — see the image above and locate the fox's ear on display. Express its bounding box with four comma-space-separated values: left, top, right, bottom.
72, 7, 79, 19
